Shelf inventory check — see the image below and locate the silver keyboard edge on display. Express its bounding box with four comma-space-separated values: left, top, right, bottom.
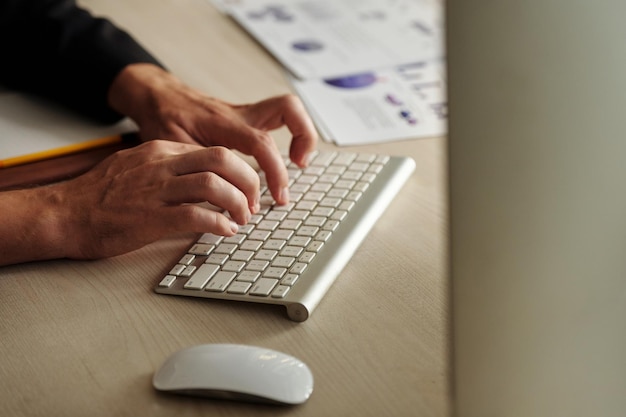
154, 155, 416, 322
282, 155, 416, 321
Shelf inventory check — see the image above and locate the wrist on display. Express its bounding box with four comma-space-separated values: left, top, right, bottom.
0, 186, 71, 265
107, 63, 175, 125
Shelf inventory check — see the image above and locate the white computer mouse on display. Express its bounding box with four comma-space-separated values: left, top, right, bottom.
153, 343, 314, 405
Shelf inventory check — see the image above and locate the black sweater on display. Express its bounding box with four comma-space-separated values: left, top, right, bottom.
0, 0, 163, 122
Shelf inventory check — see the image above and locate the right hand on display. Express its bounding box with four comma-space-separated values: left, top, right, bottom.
56, 140, 260, 260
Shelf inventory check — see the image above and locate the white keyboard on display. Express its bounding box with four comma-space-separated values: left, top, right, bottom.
155, 150, 415, 321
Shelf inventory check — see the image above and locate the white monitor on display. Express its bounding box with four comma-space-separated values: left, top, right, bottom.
447, 1, 626, 416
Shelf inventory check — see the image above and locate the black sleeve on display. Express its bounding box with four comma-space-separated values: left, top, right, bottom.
0, 0, 165, 123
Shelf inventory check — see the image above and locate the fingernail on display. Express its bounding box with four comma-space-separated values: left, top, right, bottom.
253, 195, 261, 213
280, 187, 290, 204
302, 152, 313, 167
229, 220, 239, 234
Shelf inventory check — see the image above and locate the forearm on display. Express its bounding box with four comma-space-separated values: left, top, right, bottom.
0, 186, 71, 266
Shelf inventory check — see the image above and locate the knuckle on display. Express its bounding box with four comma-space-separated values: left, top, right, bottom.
196, 171, 220, 189
141, 139, 168, 153
177, 204, 206, 226
252, 131, 274, 151
282, 93, 300, 105
278, 93, 302, 109
207, 145, 231, 163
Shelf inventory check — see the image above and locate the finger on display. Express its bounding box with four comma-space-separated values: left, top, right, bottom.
249, 131, 290, 205
242, 94, 318, 167
164, 204, 239, 237
198, 119, 290, 205
168, 146, 260, 213
161, 171, 251, 225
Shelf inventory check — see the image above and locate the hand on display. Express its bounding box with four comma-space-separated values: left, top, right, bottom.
0, 140, 260, 264
108, 64, 318, 205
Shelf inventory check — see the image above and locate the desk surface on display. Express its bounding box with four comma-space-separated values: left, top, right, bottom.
0, 1, 449, 416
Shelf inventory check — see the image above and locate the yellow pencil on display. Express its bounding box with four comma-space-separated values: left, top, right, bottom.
0, 132, 138, 168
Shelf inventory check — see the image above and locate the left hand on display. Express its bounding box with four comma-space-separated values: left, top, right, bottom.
108, 64, 318, 205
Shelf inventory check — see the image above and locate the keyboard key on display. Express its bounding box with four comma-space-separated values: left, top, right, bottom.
327, 189, 348, 199
280, 220, 302, 230
289, 236, 311, 247
214, 244, 237, 255
257, 220, 279, 231
255, 250, 278, 261
295, 201, 317, 211
319, 197, 341, 207
249, 278, 279, 296
290, 263, 308, 274
311, 182, 332, 192
333, 153, 356, 165
271, 285, 290, 298
169, 264, 186, 276
246, 260, 269, 271
315, 230, 332, 242
236, 271, 260, 282
281, 274, 299, 286
287, 210, 309, 221
296, 226, 319, 237
307, 241, 324, 253
342, 170, 363, 181
323, 220, 340, 232
159, 275, 177, 288
205, 271, 236, 292
263, 239, 287, 251
224, 234, 246, 244
184, 264, 219, 290
354, 182, 370, 192
319, 174, 340, 183
206, 253, 228, 265
272, 256, 295, 268
346, 191, 363, 202
331, 210, 347, 221
197, 233, 223, 245
335, 180, 355, 189
178, 254, 195, 265
230, 250, 254, 262
303, 191, 325, 201
249, 230, 271, 241
264, 267, 287, 279
368, 163, 384, 174
355, 153, 376, 163
305, 216, 326, 227
299, 252, 316, 263
231, 250, 255, 262
189, 244, 214, 256
222, 261, 245, 272
271, 229, 294, 240
227, 281, 251, 294
265, 211, 287, 222
290, 183, 310, 193
312, 207, 334, 217
281, 246, 303, 257
311, 152, 337, 166
181, 265, 196, 277
237, 224, 255, 234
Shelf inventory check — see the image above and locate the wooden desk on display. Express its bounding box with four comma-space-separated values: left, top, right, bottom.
0, 1, 449, 416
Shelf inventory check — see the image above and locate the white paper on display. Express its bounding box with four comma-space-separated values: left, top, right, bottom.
226, 0, 443, 80
0, 93, 136, 160
291, 61, 447, 145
